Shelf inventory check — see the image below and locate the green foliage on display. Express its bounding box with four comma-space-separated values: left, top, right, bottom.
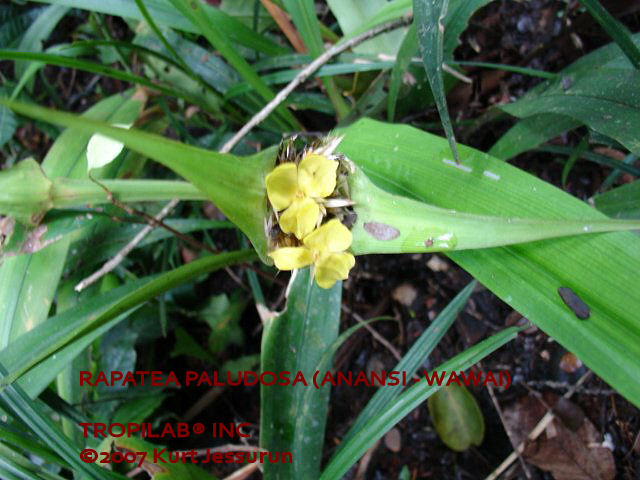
428, 383, 485, 451
260, 268, 342, 479
1, 2, 639, 478
414, 0, 460, 162
339, 118, 640, 409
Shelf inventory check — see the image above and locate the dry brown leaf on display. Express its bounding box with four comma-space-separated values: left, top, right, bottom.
504, 394, 615, 480
260, 0, 306, 53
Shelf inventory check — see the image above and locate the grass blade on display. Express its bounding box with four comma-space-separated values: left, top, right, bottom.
414, 0, 460, 162
0, 50, 216, 112
594, 180, 640, 219
31, 0, 286, 56
14, 4, 69, 88
501, 67, 640, 157
442, 0, 493, 58
168, 0, 300, 130
387, 23, 417, 122
488, 113, 580, 160
337, 280, 476, 450
580, 0, 640, 69
0, 250, 256, 397
320, 327, 519, 479
0, 362, 113, 479
281, 0, 350, 118
134, 0, 189, 72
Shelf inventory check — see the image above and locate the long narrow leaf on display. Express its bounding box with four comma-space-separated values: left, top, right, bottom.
169, 0, 300, 130
0, 362, 112, 479
260, 268, 342, 479
320, 327, 520, 479
31, 0, 286, 56
282, 0, 349, 118
0, 250, 256, 396
0, 50, 215, 112
580, 0, 640, 69
338, 281, 476, 450
338, 118, 640, 408
414, 0, 460, 162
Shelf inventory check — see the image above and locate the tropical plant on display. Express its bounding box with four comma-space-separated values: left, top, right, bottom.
0, 0, 638, 478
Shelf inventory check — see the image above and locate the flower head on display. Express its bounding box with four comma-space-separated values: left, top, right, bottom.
265, 152, 338, 239
269, 219, 355, 289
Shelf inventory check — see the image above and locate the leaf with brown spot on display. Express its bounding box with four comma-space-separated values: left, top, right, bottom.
558, 287, 591, 320
363, 221, 400, 241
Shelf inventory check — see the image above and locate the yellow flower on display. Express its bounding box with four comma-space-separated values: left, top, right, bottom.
265, 153, 338, 239
269, 219, 356, 289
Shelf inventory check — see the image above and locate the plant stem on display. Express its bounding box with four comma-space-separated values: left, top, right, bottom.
49, 178, 206, 208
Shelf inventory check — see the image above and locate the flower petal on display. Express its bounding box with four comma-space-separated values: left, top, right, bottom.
303, 218, 352, 253
279, 197, 320, 240
268, 247, 313, 270
298, 153, 338, 198
315, 252, 355, 288
265, 163, 298, 211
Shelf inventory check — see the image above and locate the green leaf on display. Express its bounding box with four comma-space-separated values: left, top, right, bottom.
339, 1, 412, 41
442, 0, 493, 59
320, 327, 519, 479
31, 0, 286, 56
500, 67, 640, 157
0, 92, 144, 349
171, 326, 215, 362
0, 6, 45, 48
112, 394, 165, 424
537, 144, 640, 177
0, 103, 17, 148
561, 136, 589, 186
0, 250, 256, 398
97, 436, 218, 479
338, 281, 475, 450
579, 0, 640, 69
428, 383, 485, 451
488, 113, 581, 160
387, 23, 417, 122
14, 4, 69, 89
281, 0, 349, 118
260, 268, 342, 479
338, 117, 640, 408
0, 99, 276, 263
0, 362, 113, 480
168, 0, 300, 130
348, 166, 640, 253
594, 180, 640, 219
0, 49, 215, 112
414, 0, 460, 162
199, 292, 247, 354
326, 0, 406, 55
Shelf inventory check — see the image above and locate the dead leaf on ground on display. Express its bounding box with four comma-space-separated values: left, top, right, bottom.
503, 394, 615, 480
